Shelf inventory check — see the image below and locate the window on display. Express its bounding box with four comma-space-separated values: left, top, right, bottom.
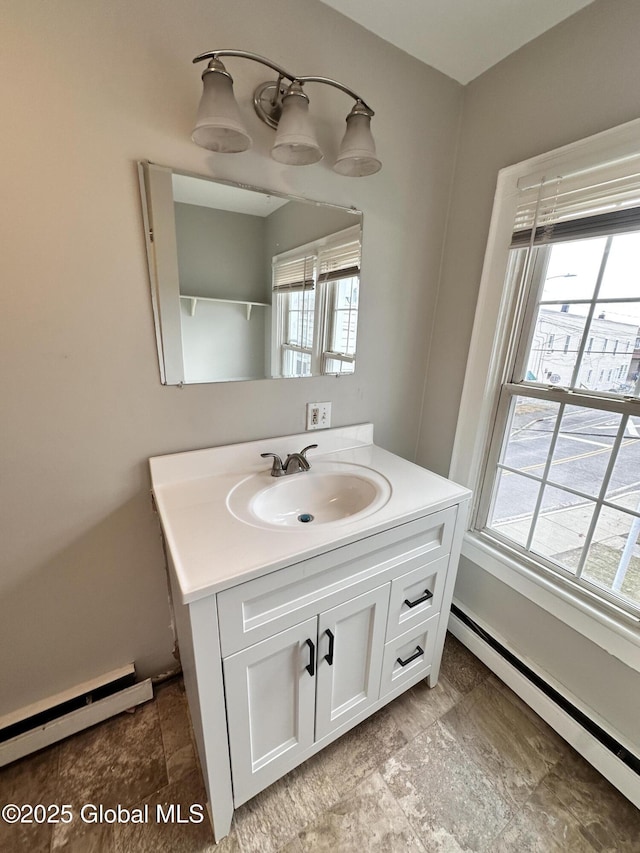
271, 227, 361, 378
271, 251, 317, 377
451, 121, 640, 661
323, 275, 359, 374
316, 240, 360, 375
281, 288, 316, 377
478, 187, 640, 618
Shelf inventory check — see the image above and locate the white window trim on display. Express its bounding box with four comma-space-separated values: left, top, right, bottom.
450, 116, 640, 672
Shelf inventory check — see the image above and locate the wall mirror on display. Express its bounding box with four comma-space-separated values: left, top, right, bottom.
138, 162, 363, 385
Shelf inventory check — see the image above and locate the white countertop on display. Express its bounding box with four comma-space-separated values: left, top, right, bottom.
149, 424, 471, 604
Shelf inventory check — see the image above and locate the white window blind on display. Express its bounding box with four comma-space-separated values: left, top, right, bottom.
512, 154, 640, 247
272, 254, 316, 291
317, 239, 361, 282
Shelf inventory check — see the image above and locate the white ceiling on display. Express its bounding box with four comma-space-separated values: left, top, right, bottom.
319, 0, 596, 84
172, 173, 289, 216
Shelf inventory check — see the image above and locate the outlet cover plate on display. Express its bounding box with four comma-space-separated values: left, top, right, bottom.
306, 402, 332, 430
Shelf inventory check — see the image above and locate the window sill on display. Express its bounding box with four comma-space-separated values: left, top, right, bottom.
461, 531, 640, 674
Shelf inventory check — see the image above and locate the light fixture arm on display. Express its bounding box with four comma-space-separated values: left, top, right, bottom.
192, 50, 374, 114
190, 48, 381, 175
294, 77, 374, 115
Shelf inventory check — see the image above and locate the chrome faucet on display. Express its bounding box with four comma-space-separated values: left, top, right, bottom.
261, 444, 318, 477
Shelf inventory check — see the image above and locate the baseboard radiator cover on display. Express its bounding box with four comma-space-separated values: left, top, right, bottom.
0, 664, 153, 767
448, 603, 640, 809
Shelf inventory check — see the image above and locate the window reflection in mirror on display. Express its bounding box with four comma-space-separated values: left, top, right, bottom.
271, 226, 360, 378
138, 162, 362, 385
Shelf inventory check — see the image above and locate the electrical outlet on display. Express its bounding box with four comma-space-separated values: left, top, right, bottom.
306, 402, 331, 430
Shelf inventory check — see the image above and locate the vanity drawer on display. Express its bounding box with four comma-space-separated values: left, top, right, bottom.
379, 614, 439, 699
217, 507, 456, 656
385, 554, 448, 641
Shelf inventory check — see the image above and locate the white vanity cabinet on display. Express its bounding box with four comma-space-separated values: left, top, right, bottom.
150, 425, 471, 842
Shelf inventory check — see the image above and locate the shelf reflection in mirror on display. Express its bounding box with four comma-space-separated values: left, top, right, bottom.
138, 162, 363, 385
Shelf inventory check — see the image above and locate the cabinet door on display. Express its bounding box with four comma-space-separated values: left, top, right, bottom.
315, 584, 389, 741
223, 617, 317, 806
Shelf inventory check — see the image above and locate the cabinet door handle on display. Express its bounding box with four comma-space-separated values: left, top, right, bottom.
324, 629, 335, 665
396, 645, 424, 667
305, 638, 316, 677
404, 589, 433, 609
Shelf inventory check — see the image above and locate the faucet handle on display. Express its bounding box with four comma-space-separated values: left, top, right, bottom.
260, 452, 285, 477
299, 444, 318, 459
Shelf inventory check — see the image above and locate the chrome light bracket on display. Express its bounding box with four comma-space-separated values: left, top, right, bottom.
253, 80, 286, 129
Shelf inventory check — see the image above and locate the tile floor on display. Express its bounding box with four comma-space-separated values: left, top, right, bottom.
1, 634, 639, 852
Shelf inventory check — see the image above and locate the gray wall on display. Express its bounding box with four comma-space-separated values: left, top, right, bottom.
0, 0, 461, 716
174, 203, 268, 382
175, 203, 267, 302
265, 201, 358, 264
418, 0, 640, 749
179, 300, 269, 383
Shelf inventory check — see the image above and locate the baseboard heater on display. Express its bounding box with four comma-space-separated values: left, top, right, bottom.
0, 664, 153, 767
450, 603, 640, 779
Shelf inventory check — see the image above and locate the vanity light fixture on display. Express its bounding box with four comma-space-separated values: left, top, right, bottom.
191, 49, 381, 177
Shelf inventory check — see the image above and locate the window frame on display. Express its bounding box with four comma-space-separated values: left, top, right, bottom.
478, 232, 640, 620
449, 117, 640, 671
275, 285, 320, 377
321, 273, 359, 375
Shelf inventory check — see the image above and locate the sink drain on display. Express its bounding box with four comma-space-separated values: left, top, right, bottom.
297, 513, 314, 523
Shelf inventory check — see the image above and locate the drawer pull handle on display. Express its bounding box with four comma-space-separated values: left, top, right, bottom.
397, 645, 424, 667
305, 639, 316, 677
404, 589, 433, 609
324, 629, 335, 665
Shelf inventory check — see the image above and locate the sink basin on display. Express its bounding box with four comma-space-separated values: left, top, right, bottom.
227, 462, 391, 529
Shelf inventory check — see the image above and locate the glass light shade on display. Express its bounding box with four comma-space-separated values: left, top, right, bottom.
191, 69, 252, 153
271, 90, 322, 166
333, 111, 381, 177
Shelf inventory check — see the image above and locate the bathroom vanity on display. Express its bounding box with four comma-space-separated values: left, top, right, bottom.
149, 424, 471, 841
